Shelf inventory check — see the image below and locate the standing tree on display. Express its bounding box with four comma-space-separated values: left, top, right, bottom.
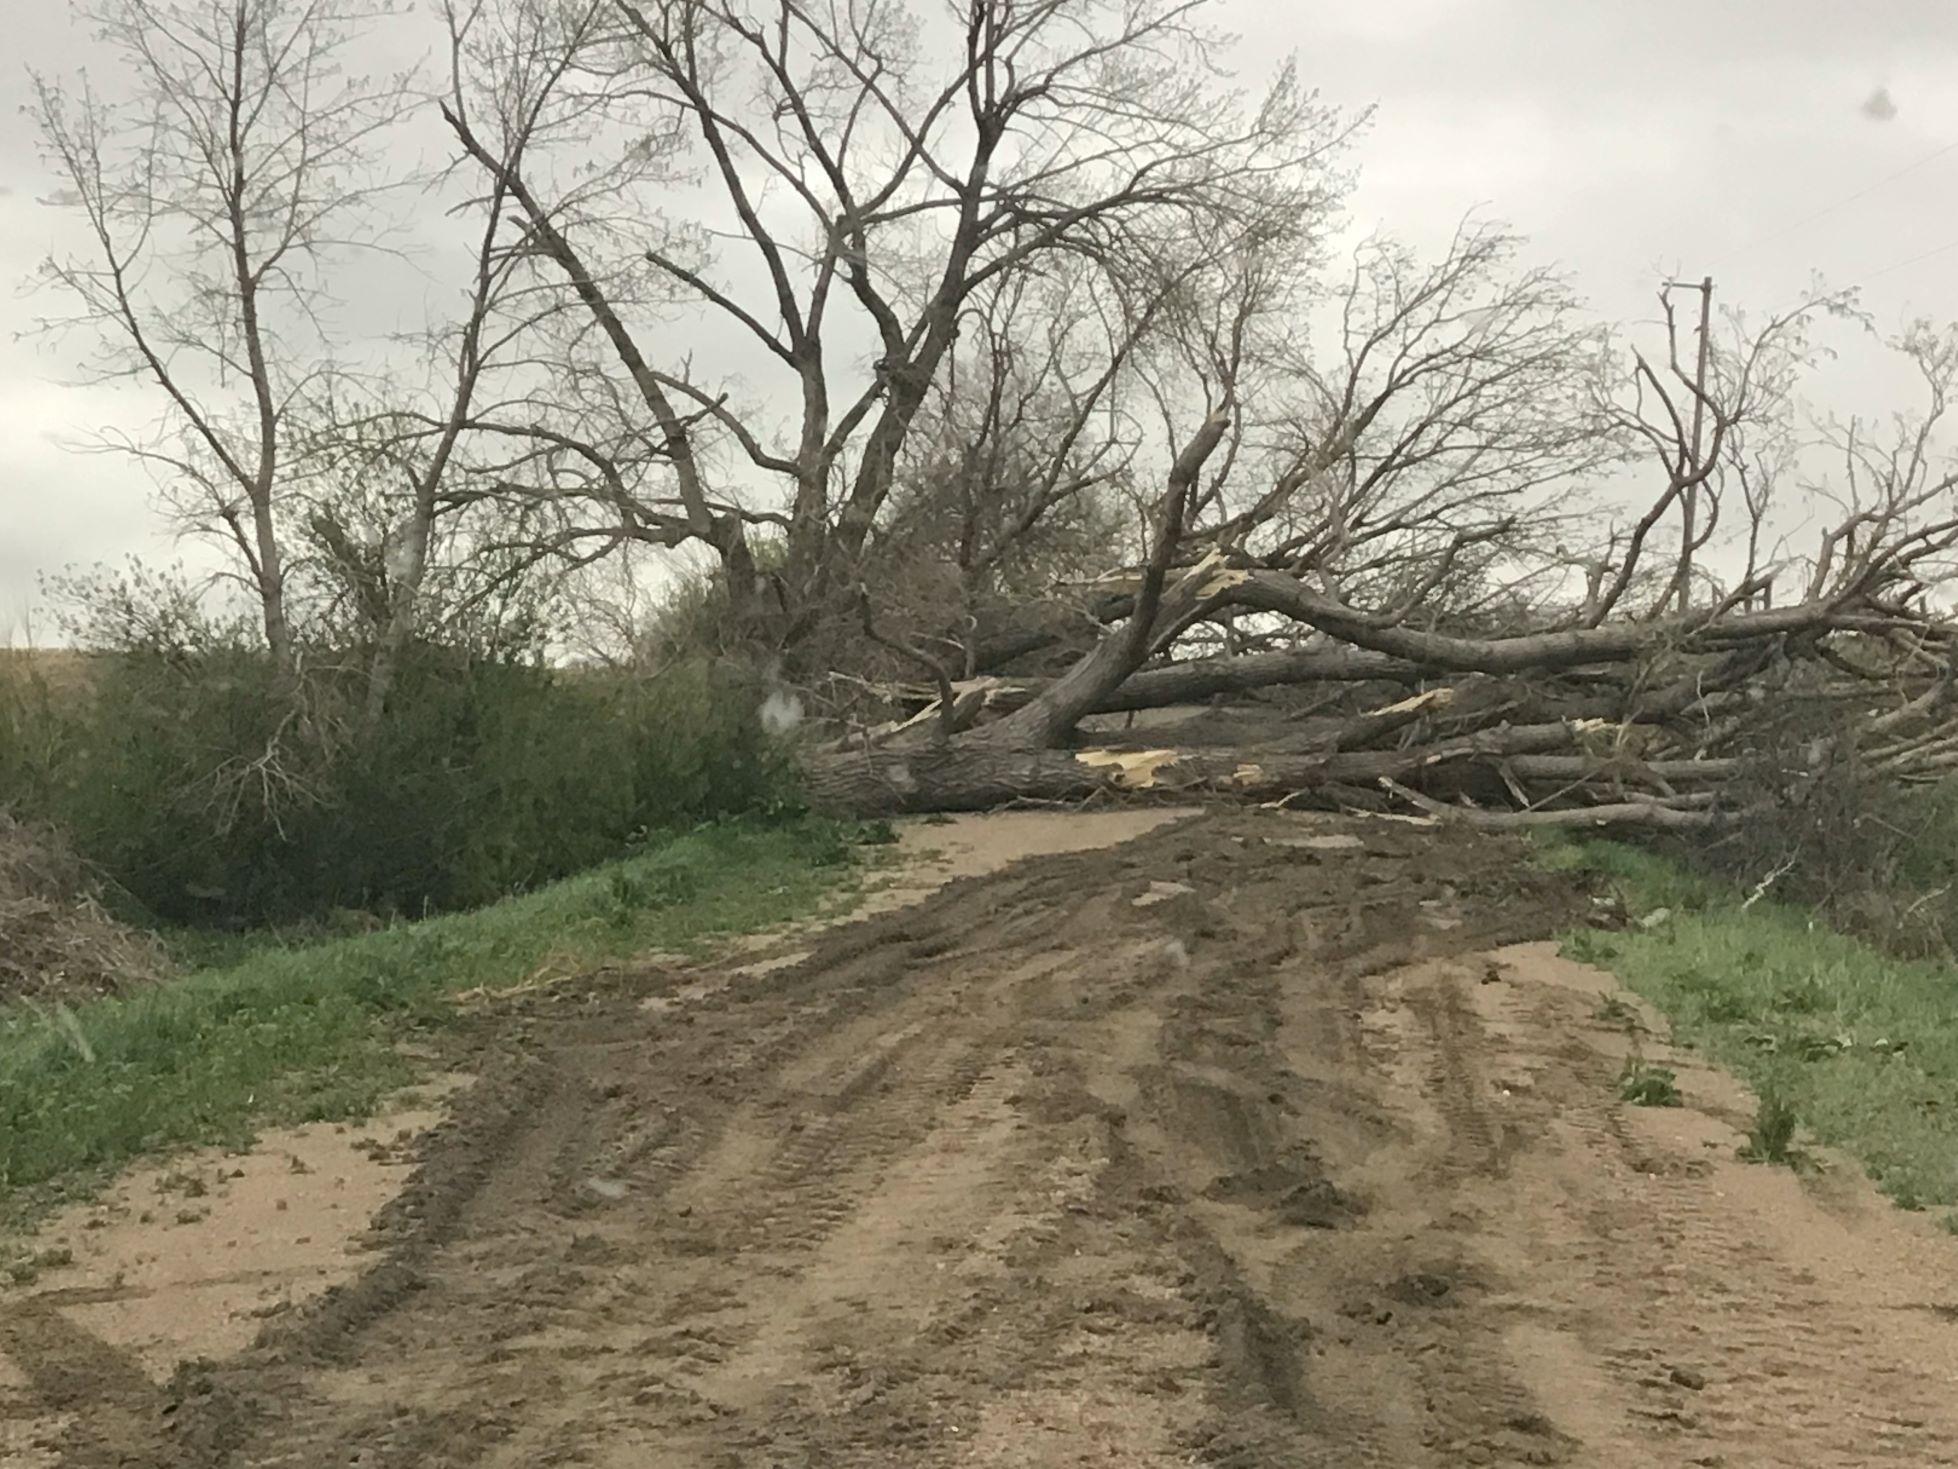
437, 0, 1361, 661
33, 0, 564, 728
30, 0, 410, 677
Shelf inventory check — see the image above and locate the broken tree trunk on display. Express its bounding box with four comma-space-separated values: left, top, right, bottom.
800, 557, 1958, 828
870, 646, 1422, 722
802, 714, 1722, 820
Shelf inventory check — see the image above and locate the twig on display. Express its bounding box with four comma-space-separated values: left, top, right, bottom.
1740, 855, 1798, 910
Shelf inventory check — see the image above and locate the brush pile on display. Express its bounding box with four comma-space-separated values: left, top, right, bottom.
0, 811, 171, 1006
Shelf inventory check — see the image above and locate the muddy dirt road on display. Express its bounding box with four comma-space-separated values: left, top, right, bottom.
13, 811, 1958, 1467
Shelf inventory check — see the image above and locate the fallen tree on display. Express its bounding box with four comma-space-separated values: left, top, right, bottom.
800, 254, 1958, 827
806, 585, 1958, 823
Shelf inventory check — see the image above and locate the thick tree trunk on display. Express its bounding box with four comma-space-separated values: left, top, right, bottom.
803, 742, 1373, 815
801, 725, 1696, 819
1095, 647, 1421, 707
929, 647, 1420, 720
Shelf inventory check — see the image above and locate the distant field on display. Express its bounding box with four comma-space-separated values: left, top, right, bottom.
0, 649, 98, 693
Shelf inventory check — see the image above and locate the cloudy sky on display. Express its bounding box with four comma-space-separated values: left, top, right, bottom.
4, 0, 1957, 639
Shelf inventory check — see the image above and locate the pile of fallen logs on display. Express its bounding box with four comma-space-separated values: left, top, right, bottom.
803, 566, 1958, 826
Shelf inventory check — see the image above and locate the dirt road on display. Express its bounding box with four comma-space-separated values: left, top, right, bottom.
13, 811, 1958, 1467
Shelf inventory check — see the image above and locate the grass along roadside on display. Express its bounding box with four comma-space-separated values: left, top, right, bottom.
1542, 836, 1958, 1217
0, 818, 875, 1233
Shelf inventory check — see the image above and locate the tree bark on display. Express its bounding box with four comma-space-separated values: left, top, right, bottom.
1228, 571, 1845, 674
803, 725, 1689, 819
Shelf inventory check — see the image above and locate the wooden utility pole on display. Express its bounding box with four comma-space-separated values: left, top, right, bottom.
1663, 275, 1714, 610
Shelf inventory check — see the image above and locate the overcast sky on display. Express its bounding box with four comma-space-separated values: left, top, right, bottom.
5, 0, 1958, 640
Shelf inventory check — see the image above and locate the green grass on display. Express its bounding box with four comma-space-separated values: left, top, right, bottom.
0, 819, 868, 1229
1544, 835, 1958, 1209
1740, 1087, 1803, 1168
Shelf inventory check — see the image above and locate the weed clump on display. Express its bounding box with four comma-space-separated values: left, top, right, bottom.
1618, 1059, 1682, 1108
1741, 1089, 1801, 1167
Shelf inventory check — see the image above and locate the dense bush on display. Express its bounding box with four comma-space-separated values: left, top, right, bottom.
0, 640, 798, 927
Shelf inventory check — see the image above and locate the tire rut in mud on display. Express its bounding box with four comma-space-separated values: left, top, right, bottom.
136, 814, 1574, 1468
25, 810, 1958, 1468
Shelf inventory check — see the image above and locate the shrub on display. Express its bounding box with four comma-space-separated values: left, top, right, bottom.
0, 638, 800, 927
1741, 1087, 1801, 1167
1617, 1058, 1682, 1107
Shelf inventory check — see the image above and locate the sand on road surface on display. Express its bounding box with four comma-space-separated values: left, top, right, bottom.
9, 809, 1958, 1467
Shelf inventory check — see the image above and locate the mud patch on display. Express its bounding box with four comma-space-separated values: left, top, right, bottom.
1206, 1161, 1362, 1229
13, 812, 1958, 1468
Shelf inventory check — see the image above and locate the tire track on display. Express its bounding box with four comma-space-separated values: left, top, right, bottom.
27, 812, 1958, 1468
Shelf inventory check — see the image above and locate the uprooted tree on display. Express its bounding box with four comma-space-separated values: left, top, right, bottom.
33, 0, 1958, 833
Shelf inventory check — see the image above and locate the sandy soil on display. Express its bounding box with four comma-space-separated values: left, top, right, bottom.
0, 1098, 452, 1468
9, 809, 1958, 1467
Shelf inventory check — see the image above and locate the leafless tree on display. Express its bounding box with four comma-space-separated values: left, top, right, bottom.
32, 0, 583, 729
437, 0, 1361, 657
30, 0, 412, 677
291, 145, 541, 726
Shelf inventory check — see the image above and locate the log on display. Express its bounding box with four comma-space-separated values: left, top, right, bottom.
801, 728, 1713, 820
953, 647, 1420, 718
802, 742, 1411, 816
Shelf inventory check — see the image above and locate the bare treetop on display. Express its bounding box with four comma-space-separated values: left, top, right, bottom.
438, 0, 1361, 640
32, 0, 412, 670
